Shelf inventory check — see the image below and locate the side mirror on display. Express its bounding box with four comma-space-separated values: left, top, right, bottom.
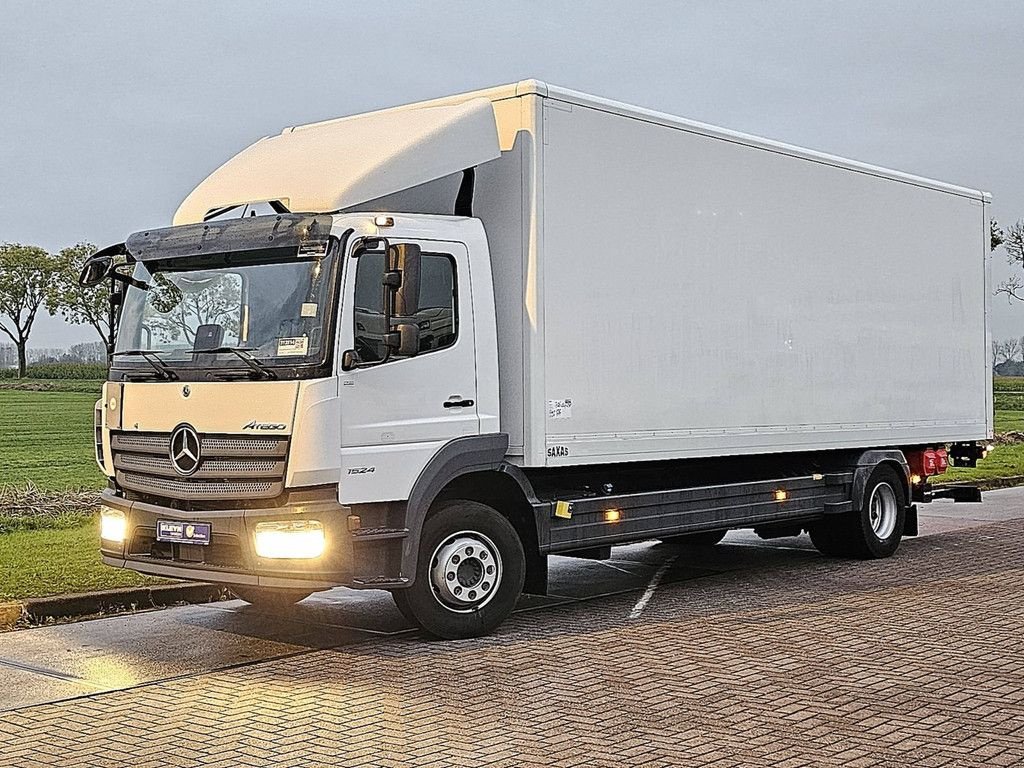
341, 349, 359, 371
78, 255, 113, 287
390, 243, 421, 317
393, 323, 420, 356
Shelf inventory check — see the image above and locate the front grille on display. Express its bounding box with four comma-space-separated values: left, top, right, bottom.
111, 430, 288, 500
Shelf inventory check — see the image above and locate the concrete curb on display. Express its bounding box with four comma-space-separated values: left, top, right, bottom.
0, 583, 228, 630
934, 475, 1024, 492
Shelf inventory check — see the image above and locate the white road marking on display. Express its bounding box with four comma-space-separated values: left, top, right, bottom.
628, 555, 677, 620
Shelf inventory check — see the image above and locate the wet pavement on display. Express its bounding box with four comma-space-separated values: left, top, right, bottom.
0, 488, 1022, 765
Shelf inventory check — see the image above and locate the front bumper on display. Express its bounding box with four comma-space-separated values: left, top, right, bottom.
99, 489, 354, 590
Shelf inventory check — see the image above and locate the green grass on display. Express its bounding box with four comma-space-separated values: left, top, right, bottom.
0, 518, 165, 602
0, 389, 105, 490
941, 442, 1024, 484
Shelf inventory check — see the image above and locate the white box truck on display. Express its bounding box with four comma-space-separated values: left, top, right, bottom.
84, 80, 992, 638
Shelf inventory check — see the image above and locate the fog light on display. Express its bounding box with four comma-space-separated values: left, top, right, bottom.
254, 520, 325, 559
100, 507, 127, 543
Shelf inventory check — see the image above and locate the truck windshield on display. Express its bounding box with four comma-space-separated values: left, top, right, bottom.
113, 246, 339, 380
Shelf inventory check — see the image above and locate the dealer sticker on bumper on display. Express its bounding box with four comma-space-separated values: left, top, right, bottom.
156, 520, 212, 546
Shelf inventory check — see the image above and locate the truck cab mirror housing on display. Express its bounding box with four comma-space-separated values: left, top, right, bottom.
390, 323, 420, 356
341, 349, 359, 371
78, 254, 114, 287
390, 243, 421, 317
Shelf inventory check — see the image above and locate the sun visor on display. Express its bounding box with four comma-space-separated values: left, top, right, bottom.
173, 98, 501, 226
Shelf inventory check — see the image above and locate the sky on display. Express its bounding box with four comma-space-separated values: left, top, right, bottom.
2, 0, 1024, 346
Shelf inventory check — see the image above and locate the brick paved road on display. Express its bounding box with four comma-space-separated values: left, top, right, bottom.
2, 516, 1024, 766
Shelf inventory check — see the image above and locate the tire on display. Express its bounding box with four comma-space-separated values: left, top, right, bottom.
390, 589, 417, 624
810, 465, 906, 559
229, 586, 313, 609
662, 529, 728, 547
399, 500, 525, 639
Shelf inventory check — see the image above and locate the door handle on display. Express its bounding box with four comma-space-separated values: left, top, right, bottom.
443, 398, 475, 409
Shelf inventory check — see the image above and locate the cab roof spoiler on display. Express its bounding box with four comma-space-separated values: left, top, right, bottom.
125, 213, 334, 262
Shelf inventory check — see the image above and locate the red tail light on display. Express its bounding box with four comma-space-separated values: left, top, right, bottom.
908, 447, 947, 478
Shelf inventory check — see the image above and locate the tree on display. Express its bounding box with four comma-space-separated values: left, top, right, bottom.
993, 338, 1021, 366
49, 242, 118, 356
996, 220, 1024, 302
992, 219, 1005, 251
0, 243, 58, 377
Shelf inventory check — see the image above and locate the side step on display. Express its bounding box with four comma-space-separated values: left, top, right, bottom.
349, 527, 410, 542
351, 576, 409, 588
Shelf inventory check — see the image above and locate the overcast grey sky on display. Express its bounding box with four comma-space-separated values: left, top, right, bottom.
2, 0, 1023, 346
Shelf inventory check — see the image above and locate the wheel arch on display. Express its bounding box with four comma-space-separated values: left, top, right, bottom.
399, 434, 547, 592
851, 449, 910, 510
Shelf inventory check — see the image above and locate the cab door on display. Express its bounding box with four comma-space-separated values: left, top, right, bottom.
337, 238, 478, 504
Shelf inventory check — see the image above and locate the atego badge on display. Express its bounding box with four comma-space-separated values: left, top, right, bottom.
169, 423, 201, 476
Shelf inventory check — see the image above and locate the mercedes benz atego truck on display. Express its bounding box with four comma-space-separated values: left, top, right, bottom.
84, 81, 992, 638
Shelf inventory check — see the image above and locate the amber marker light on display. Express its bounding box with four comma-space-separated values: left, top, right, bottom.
774, 490, 788, 502
604, 509, 622, 523
911, 474, 922, 485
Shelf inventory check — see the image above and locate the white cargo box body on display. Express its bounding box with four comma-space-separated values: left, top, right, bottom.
177, 81, 992, 468
372, 82, 990, 468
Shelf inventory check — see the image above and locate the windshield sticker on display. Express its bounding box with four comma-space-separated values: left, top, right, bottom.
277, 336, 309, 357
301, 302, 318, 318
547, 398, 573, 420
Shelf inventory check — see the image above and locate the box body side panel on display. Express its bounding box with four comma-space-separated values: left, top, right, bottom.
538, 102, 989, 466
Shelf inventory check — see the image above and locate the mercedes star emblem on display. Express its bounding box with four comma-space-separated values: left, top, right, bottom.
169, 424, 201, 476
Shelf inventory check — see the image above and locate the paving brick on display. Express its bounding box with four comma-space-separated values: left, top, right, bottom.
3, 520, 1024, 766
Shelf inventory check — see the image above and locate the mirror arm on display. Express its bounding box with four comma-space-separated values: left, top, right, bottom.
110, 271, 149, 291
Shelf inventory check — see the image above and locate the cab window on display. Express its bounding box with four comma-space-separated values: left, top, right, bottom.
353, 250, 457, 363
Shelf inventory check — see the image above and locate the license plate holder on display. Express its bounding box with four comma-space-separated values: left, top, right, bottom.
156, 520, 212, 546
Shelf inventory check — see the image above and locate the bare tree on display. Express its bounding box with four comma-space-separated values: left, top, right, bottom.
993, 338, 1022, 366
996, 221, 1024, 302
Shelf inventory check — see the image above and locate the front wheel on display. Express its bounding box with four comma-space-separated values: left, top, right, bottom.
810, 465, 906, 559
397, 500, 525, 639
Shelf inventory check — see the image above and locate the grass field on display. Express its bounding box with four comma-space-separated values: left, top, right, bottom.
0, 518, 161, 601
0, 388, 105, 491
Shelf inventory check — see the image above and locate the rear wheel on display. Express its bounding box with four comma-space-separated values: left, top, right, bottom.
810, 465, 906, 559
662, 529, 728, 547
229, 586, 313, 609
398, 500, 525, 639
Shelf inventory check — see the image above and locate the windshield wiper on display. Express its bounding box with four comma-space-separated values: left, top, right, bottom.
197, 346, 277, 380
113, 349, 178, 380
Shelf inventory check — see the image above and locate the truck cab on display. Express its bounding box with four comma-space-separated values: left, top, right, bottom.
93, 211, 517, 632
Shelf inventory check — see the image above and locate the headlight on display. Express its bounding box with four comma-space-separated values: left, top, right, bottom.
254, 520, 325, 559
100, 507, 127, 543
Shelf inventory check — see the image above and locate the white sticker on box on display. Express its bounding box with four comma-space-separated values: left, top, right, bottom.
547, 398, 573, 420
277, 336, 309, 357
301, 302, 318, 318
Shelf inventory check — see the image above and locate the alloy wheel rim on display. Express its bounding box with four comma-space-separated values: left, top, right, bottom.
868, 483, 898, 540
429, 531, 503, 613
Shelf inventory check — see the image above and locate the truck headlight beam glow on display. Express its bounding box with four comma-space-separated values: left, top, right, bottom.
100, 507, 127, 543
254, 520, 326, 559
